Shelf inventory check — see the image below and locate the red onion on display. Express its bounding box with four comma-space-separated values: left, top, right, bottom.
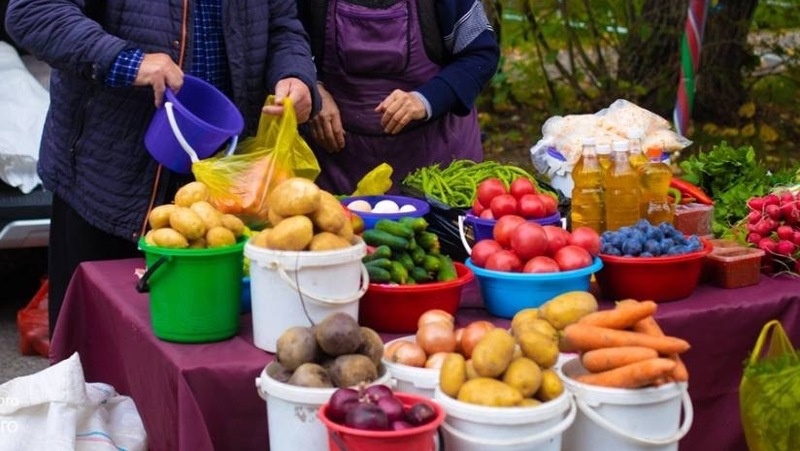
345, 403, 389, 430
376, 395, 405, 423
327, 388, 360, 423
405, 401, 436, 426
363, 384, 393, 403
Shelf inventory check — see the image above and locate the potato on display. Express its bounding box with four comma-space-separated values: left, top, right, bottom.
190, 201, 223, 229
328, 354, 378, 388
502, 357, 542, 398
143, 229, 157, 246
265, 215, 314, 251
457, 378, 523, 407
188, 237, 207, 249
356, 327, 384, 367
308, 232, 351, 251
337, 215, 354, 243
276, 326, 320, 371
517, 330, 559, 369
148, 204, 176, 230
221, 214, 245, 237
535, 369, 564, 402
250, 229, 271, 248
150, 228, 189, 248
310, 191, 346, 233
439, 352, 467, 398
206, 226, 236, 248
267, 208, 284, 227
538, 291, 598, 330
510, 308, 539, 335
465, 359, 479, 380
518, 398, 543, 407
513, 318, 559, 343
174, 181, 209, 207
471, 328, 516, 378
267, 177, 321, 217
169, 207, 207, 241
288, 363, 333, 388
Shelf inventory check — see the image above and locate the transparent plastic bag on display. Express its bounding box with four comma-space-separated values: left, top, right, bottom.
16, 278, 50, 357
192, 97, 320, 228
740, 319, 800, 451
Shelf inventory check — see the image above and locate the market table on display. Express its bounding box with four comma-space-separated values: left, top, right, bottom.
50, 257, 800, 451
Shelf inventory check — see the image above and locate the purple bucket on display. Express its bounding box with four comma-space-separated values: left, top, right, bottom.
144, 75, 244, 173
465, 211, 562, 241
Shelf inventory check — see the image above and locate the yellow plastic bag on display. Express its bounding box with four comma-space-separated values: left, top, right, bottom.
351, 163, 393, 196
740, 319, 800, 451
192, 97, 320, 227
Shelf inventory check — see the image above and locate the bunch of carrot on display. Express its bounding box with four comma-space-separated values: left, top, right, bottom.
563, 299, 690, 389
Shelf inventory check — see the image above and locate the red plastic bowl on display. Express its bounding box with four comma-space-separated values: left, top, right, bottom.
358, 263, 474, 333
595, 239, 712, 302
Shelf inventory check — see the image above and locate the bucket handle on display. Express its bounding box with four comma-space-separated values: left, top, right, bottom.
164, 101, 239, 163
457, 215, 472, 257
439, 394, 576, 447
270, 262, 369, 305
135, 255, 170, 293
574, 386, 694, 446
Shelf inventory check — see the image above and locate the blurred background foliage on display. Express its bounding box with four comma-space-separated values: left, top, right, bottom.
478, 0, 800, 173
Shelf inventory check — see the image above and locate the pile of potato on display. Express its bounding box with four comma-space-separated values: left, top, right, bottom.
271, 312, 384, 388
144, 181, 246, 249
250, 178, 357, 251
437, 291, 599, 408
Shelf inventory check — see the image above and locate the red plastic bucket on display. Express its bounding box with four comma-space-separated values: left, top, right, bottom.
144, 75, 244, 173
317, 393, 445, 451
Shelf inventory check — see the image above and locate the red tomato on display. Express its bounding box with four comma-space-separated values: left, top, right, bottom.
493, 215, 526, 248
569, 226, 602, 256
471, 198, 485, 216
479, 208, 495, 219
510, 222, 548, 261
522, 256, 561, 273
470, 239, 504, 268
517, 194, 546, 219
490, 194, 518, 218
510, 177, 537, 199
539, 194, 559, 216
476, 178, 507, 208
542, 225, 570, 256
553, 245, 593, 271
484, 249, 522, 272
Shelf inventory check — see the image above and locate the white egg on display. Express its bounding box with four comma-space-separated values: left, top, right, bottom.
347, 199, 372, 212
372, 199, 400, 214
398, 204, 417, 213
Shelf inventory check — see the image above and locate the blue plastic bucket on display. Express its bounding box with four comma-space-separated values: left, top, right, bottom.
466, 211, 562, 242
144, 75, 244, 173
464, 257, 603, 319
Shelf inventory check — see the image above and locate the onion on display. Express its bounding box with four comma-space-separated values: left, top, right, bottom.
460, 320, 495, 359
424, 352, 449, 369
384, 339, 412, 360
390, 342, 427, 367
327, 388, 360, 424
363, 384, 393, 403
377, 395, 405, 423
345, 403, 389, 430
416, 322, 457, 355
417, 309, 454, 330
405, 401, 436, 426
391, 420, 415, 431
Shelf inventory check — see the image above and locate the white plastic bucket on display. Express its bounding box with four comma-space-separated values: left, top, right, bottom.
256, 362, 392, 451
382, 336, 439, 398
433, 386, 576, 451
558, 357, 693, 451
244, 238, 368, 352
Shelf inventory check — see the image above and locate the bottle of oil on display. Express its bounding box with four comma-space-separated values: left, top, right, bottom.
626, 129, 649, 170
596, 142, 612, 175
605, 141, 641, 230
570, 138, 605, 233
639, 147, 674, 226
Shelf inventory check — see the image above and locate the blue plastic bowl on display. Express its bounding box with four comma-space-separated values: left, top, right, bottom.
464, 256, 603, 319
465, 211, 562, 242
342, 195, 431, 230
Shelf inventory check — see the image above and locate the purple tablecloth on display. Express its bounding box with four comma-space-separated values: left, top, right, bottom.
51, 258, 800, 451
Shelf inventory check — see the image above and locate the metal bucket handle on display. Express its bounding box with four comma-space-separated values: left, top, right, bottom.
135, 255, 170, 293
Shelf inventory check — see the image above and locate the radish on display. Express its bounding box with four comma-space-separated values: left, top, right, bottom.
779, 191, 796, 206
765, 204, 782, 221
763, 193, 781, 207
746, 232, 762, 245
776, 225, 795, 241
747, 196, 765, 212
775, 240, 797, 257
747, 210, 763, 224
793, 230, 800, 246
758, 237, 778, 253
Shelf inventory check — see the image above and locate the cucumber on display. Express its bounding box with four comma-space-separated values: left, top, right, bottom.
422, 254, 441, 273
362, 229, 409, 250
364, 258, 393, 270
362, 244, 392, 262
409, 246, 427, 266
416, 231, 440, 252
410, 266, 433, 283
399, 216, 429, 233
375, 219, 414, 239
366, 265, 392, 283
388, 260, 409, 284
436, 254, 458, 282
395, 252, 415, 272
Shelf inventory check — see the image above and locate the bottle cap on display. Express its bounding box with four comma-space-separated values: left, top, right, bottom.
611, 140, 629, 152
581, 137, 597, 146
596, 143, 611, 155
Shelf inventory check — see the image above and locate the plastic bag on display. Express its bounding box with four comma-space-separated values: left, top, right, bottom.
351, 163, 393, 196
192, 97, 320, 228
16, 278, 50, 357
740, 319, 800, 451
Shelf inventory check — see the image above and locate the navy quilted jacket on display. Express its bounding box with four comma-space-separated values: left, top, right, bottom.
5, 0, 319, 241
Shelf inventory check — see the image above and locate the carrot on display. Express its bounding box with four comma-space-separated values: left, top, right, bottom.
580, 346, 659, 373
578, 299, 658, 330
563, 323, 691, 355
632, 314, 690, 382
574, 358, 677, 389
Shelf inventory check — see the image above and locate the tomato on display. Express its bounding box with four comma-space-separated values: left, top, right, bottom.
472, 198, 485, 216
517, 194, 546, 219
522, 256, 561, 273
476, 178, 507, 208
553, 245, 593, 271
510, 222, 548, 261
470, 239, 504, 268
542, 225, 570, 256
490, 194, 518, 218
492, 215, 526, 248
539, 194, 558, 216
569, 226, 602, 256
484, 249, 522, 272
509, 177, 537, 199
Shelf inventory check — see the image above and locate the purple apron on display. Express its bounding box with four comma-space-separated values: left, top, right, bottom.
309, 0, 483, 195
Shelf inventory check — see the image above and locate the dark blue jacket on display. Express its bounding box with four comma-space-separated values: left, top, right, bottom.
5, 0, 319, 241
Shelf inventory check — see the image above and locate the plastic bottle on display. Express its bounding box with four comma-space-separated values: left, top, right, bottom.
570, 138, 605, 233
639, 147, 675, 226
626, 129, 649, 170
605, 141, 641, 231
596, 142, 612, 175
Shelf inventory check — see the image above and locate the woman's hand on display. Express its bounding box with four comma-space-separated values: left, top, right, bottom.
375, 89, 427, 134
264, 77, 313, 122
135, 53, 184, 108
310, 84, 346, 153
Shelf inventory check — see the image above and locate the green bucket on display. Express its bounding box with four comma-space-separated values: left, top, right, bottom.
138, 238, 245, 343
